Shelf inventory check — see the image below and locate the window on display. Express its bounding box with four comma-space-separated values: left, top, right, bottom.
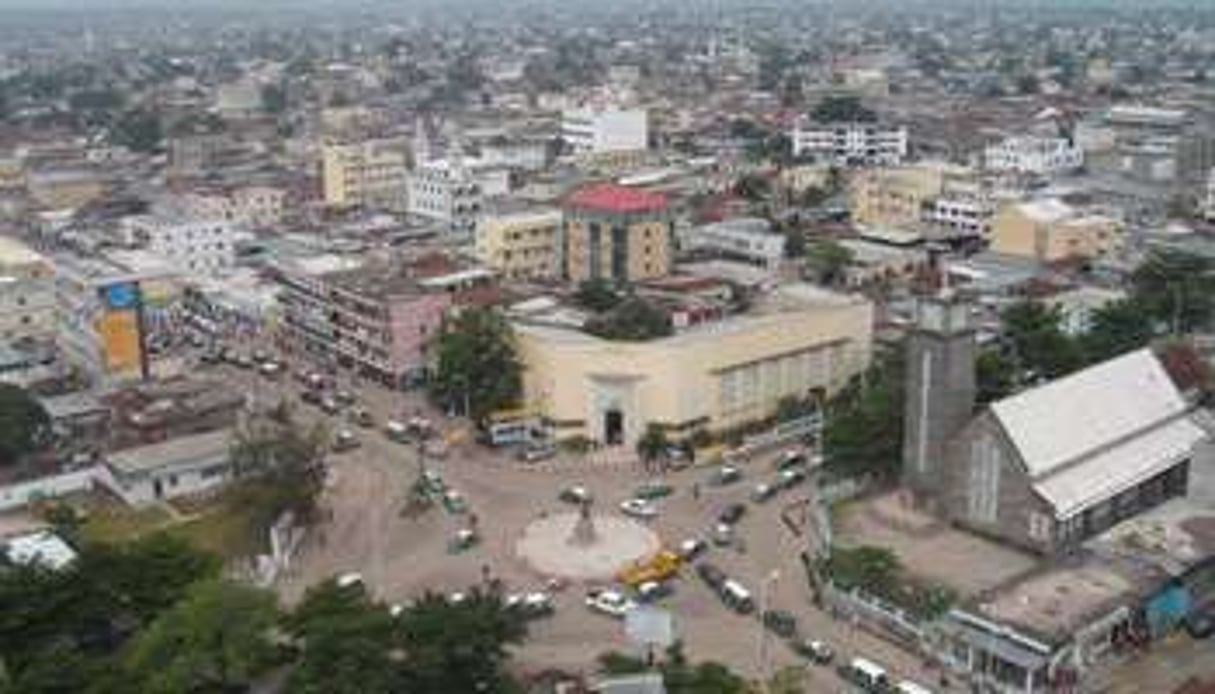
1028, 512, 1052, 542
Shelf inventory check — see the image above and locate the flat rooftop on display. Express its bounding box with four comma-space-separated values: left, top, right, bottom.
106, 429, 232, 476
977, 562, 1137, 643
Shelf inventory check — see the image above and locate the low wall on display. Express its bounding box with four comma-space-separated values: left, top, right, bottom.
0, 467, 100, 511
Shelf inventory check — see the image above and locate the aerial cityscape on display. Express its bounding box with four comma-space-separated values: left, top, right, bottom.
0, 0, 1213, 692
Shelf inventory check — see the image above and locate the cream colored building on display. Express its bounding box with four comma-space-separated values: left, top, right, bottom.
851, 163, 972, 229
476, 206, 563, 280
990, 199, 1124, 263
0, 236, 56, 341
320, 138, 408, 211
514, 284, 873, 446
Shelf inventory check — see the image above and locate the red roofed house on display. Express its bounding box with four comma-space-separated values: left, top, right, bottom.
563, 184, 672, 284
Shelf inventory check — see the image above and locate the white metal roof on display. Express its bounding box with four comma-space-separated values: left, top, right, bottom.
992, 349, 1189, 478
1033, 415, 1206, 520
4, 530, 77, 569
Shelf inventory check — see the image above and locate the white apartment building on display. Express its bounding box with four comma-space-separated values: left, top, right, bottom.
321, 139, 408, 211
561, 107, 649, 155
922, 195, 993, 239
984, 136, 1084, 176
791, 121, 908, 166
179, 185, 287, 229
679, 217, 786, 269
121, 207, 236, 276
408, 158, 510, 241
0, 236, 56, 341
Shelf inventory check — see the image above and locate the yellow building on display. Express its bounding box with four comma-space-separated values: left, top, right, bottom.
476, 206, 563, 280
850, 163, 971, 229
514, 284, 873, 445
0, 236, 56, 341
777, 164, 831, 195
564, 184, 672, 284
990, 199, 1124, 263
320, 138, 408, 211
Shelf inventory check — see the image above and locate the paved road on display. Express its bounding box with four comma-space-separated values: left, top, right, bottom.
204, 350, 944, 689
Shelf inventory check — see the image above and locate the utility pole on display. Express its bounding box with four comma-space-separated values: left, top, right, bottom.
756, 569, 780, 694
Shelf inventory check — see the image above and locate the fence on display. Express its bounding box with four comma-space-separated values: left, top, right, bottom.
0, 467, 101, 512
823, 583, 928, 653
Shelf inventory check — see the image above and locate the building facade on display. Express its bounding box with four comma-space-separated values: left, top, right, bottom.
121, 208, 236, 276
275, 258, 496, 386
515, 285, 873, 446
407, 159, 510, 241
678, 218, 786, 270
0, 236, 56, 342
984, 136, 1084, 176
179, 185, 288, 229
561, 107, 649, 156
321, 138, 409, 211
791, 121, 908, 166
564, 184, 672, 284
475, 206, 564, 280
990, 199, 1124, 263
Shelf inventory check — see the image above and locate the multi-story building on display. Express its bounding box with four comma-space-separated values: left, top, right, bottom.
321, 138, 409, 212
989, 199, 1124, 263
851, 163, 961, 229
922, 194, 993, 239
475, 204, 563, 281
561, 107, 649, 156
55, 254, 178, 386
407, 158, 510, 241
791, 121, 908, 166
121, 205, 236, 277
678, 217, 786, 270
275, 256, 497, 387
984, 136, 1084, 176
0, 236, 56, 342
563, 184, 672, 284
514, 283, 872, 445
178, 185, 288, 229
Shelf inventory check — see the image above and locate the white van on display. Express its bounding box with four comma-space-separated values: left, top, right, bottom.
720, 579, 754, 614
843, 657, 890, 692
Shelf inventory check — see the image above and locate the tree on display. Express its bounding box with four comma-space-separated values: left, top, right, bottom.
431, 308, 523, 423
396, 590, 527, 693
111, 107, 163, 153
636, 424, 669, 463
804, 240, 853, 286
229, 408, 328, 527
574, 279, 623, 312
0, 384, 51, 465
286, 580, 401, 694
823, 350, 904, 480
733, 173, 771, 202
125, 580, 279, 694
1001, 301, 1082, 381
783, 226, 807, 259
584, 298, 673, 341
822, 545, 900, 594
260, 83, 287, 114
1132, 250, 1215, 334
1081, 299, 1155, 364
811, 95, 876, 124
975, 350, 1016, 405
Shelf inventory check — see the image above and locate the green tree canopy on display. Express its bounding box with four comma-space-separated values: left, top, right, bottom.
1001, 301, 1082, 381
125, 579, 279, 694
574, 279, 623, 312
811, 95, 876, 124
584, 298, 673, 342
229, 407, 328, 527
431, 308, 523, 423
636, 423, 670, 463
823, 350, 904, 480
1081, 298, 1156, 364
0, 384, 51, 466
111, 107, 163, 153
286, 580, 401, 694
804, 239, 853, 286
1132, 250, 1215, 334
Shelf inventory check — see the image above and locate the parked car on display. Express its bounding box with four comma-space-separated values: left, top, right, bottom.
751, 483, 777, 503
252, 349, 270, 364
634, 482, 674, 500
421, 470, 446, 495
336, 572, 363, 588
718, 503, 747, 525
442, 490, 468, 514
710, 465, 742, 486
696, 562, 727, 591
448, 529, 479, 553
636, 580, 674, 603
712, 522, 734, 546
423, 439, 449, 459
332, 430, 360, 452
792, 639, 834, 665
1185, 612, 1215, 639
720, 579, 754, 613
838, 658, 891, 693
506, 592, 555, 619
259, 361, 283, 379
777, 468, 807, 490
516, 441, 557, 463
775, 449, 807, 471
679, 538, 708, 562
620, 498, 659, 519
559, 485, 592, 505
762, 609, 798, 638
300, 389, 322, 406
384, 420, 411, 443
319, 397, 341, 415
585, 589, 636, 618
334, 389, 357, 406
351, 408, 374, 428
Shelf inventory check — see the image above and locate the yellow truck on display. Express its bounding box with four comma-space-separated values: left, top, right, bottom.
616, 550, 683, 588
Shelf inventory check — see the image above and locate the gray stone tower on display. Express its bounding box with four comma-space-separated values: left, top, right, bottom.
902, 293, 977, 501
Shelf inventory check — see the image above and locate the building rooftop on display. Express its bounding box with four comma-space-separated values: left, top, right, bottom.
0, 235, 47, 267
565, 184, 669, 215
1017, 198, 1075, 224
977, 561, 1137, 644
106, 429, 232, 477
3, 530, 77, 570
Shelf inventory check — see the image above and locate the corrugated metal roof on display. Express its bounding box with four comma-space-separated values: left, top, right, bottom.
992, 349, 1189, 478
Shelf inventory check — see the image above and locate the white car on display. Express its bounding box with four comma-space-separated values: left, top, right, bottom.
585, 589, 636, 618
619, 498, 659, 519
336, 572, 363, 588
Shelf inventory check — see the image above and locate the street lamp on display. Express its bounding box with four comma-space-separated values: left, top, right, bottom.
756, 569, 780, 694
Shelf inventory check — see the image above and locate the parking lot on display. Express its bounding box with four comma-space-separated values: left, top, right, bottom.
200, 342, 940, 688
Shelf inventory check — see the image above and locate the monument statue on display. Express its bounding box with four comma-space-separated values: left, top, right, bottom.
569, 497, 598, 546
